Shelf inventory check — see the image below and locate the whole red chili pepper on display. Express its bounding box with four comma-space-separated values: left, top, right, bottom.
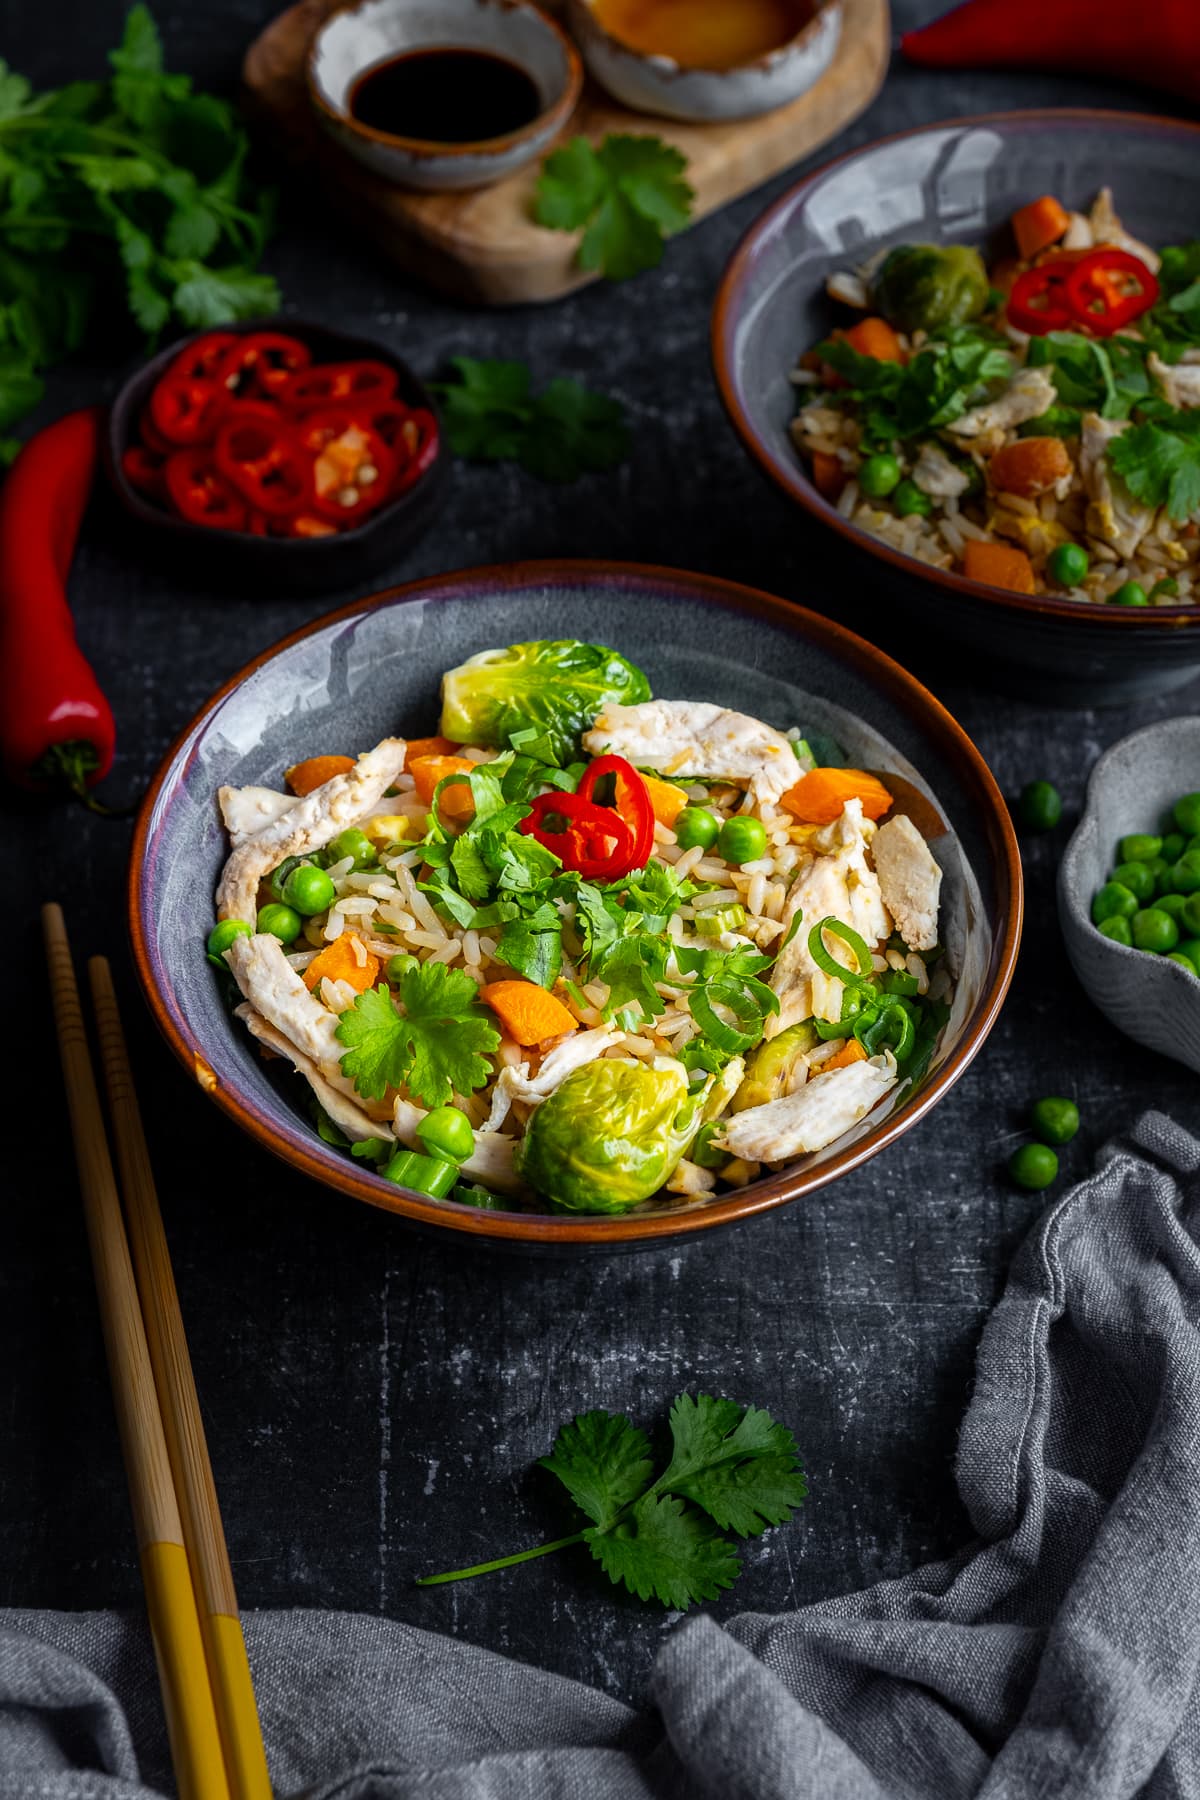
575, 754, 655, 871
902, 0, 1200, 106
0, 408, 116, 800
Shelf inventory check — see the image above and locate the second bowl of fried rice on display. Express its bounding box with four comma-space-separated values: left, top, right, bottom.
713, 109, 1200, 705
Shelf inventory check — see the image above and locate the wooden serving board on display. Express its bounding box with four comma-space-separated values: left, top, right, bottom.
242, 0, 890, 305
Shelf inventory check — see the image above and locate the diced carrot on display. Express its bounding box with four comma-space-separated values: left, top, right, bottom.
962, 539, 1037, 595
843, 316, 905, 363
403, 735, 457, 767
810, 450, 847, 502
285, 754, 355, 797
302, 936, 381, 996
640, 773, 689, 828
824, 1037, 868, 1073
479, 980, 577, 1046
409, 753, 476, 822
988, 437, 1072, 500
779, 767, 894, 826
1012, 195, 1070, 263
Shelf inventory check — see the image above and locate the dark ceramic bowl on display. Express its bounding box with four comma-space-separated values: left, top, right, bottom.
712, 110, 1200, 706
104, 317, 449, 594
129, 561, 1022, 1255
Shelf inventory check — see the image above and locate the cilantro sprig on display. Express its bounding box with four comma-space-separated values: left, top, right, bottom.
335, 963, 500, 1109
1107, 408, 1200, 523
418, 1394, 808, 1608
816, 324, 1013, 450
435, 356, 629, 482
534, 134, 694, 281
0, 6, 278, 451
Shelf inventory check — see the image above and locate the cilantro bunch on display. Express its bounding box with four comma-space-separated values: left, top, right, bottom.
0, 6, 278, 452
418, 1394, 808, 1608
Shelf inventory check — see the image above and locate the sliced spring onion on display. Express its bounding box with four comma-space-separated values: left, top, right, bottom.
854, 1001, 915, 1063
689, 974, 770, 1055
882, 968, 920, 997
809, 916, 874, 986
695, 903, 747, 937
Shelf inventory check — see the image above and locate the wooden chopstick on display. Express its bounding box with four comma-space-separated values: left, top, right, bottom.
42, 904, 230, 1800
89, 956, 273, 1800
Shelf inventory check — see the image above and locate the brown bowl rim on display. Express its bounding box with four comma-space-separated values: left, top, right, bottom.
711, 106, 1200, 631
568, 0, 842, 77
128, 558, 1023, 1247
305, 0, 583, 161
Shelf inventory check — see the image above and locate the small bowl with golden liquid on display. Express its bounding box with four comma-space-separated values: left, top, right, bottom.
565, 0, 842, 122
308, 0, 583, 192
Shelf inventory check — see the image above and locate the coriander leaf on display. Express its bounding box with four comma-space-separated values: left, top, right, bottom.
164, 198, 221, 261
585, 1492, 740, 1607
109, 3, 187, 128
539, 1410, 654, 1528
493, 915, 563, 989
595, 935, 668, 1021
0, 62, 32, 120
1107, 418, 1200, 522
450, 832, 493, 902
171, 262, 280, 326
534, 134, 694, 282
656, 1395, 808, 1538
436, 357, 629, 483
520, 377, 630, 482
336, 967, 499, 1107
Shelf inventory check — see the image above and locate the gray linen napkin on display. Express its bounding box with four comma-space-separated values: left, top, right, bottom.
4, 1111, 1200, 1800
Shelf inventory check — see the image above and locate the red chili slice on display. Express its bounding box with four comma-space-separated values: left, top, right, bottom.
166, 331, 240, 385
1007, 261, 1077, 335
121, 445, 166, 499
392, 408, 440, 495
278, 360, 398, 410
214, 413, 311, 518
296, 408, 395, 523
575, 754, 655, 872
163, 451, 248, 531
1063, 249, 1160, 336
519, 791, 638, 882
216, 331, 312, 400
149, 371, 228, 446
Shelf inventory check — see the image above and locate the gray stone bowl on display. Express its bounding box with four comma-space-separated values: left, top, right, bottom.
712, 109, 1200, 706
1059, 717, 1200, 1073
129, 561, 1022, 1255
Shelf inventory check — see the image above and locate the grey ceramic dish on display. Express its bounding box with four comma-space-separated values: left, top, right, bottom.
712, 110, 1200, 707
1059, 717, 1200, 1073
129, 561, 1022, 1255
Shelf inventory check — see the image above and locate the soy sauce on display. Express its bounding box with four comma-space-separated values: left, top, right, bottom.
348, 48, 542, 143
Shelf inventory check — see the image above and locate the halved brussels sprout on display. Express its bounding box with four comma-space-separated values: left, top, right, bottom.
440, 640, 651, 766
732, 1022, 818, 1113
873, 244, 990, 335
517, 1060, 696, 1213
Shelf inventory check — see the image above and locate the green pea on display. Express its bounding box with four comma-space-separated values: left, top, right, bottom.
690, 1123, 730, 1171
1117, 833, 1162, 864
283, 863, 337, 916
1092, 881, 1137, 924
1048, 542, 1088, 587
859, 453, 902, 498
1132, 908, 1179, 953
1182, 893, 1200, 936
674, 807, 720, 852
1009, 1143, 1059, 1191
206, 919, 253, 957
1110, 860, 1156, 902
717, 815, 769, 866
1174, 793, 1200, 836
1150, 577, 1179, 601
416, 1105, 475, 1165
1030, 1096, 1079, 1146
892, 479, 933, 518
1145, 856, 1169, 895
328, 827, 378, 871
1162, 833, 1186, 864
257, 902, 302, 945
1166, 951, 1198, 975
1098, 915, 1133, 946
1017, 780, 1062, 833
386, 953, 418, 983
1178, 937, 1200, 968
1166, 850, 1200, 894
1157, 892, 1189, 922
1109, 580, 1148, 607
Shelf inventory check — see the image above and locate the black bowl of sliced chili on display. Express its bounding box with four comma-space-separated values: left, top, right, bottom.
104, 318, 449, 590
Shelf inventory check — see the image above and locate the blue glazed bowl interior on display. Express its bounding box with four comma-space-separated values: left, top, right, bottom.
132, 565, 1017, 1247
716, 110, 1200, 616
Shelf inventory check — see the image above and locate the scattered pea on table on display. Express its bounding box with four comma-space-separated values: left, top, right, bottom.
1009, 1142, 1059, 1191
1018, 779, 1062, 833
1030, 1097, 1079, 1146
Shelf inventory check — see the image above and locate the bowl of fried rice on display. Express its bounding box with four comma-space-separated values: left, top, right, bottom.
713, 110, 1200, 705
130, 560, 1021, 1253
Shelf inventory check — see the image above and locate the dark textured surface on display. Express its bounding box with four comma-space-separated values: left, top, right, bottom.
4, 0, 1199, 1705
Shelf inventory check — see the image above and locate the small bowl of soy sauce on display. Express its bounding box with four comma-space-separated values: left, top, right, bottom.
308, 0, 583, 193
